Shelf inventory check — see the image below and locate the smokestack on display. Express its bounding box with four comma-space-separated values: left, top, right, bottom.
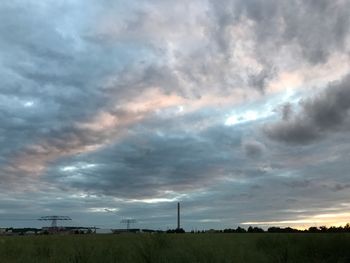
177, 202, 180, 229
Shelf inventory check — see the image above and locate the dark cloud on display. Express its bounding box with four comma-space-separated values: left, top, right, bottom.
265, 74, 350, 144
0, 0, 350, 229
248, 68, 276, 92
284, 179, 311, 189
281, 103, 293, 121
242, 140, 265, 158
46, 124, 244, 199
264, 118, 320, 144
0, 1, 158, 184
333, 183, 350, 192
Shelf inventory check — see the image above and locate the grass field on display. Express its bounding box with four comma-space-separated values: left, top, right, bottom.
1, 233, 350, 263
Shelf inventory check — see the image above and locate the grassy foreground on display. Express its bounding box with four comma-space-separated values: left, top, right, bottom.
0, 233, 350, 263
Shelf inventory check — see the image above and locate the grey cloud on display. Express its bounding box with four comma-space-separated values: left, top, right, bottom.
1, 0, 350, 230
265, 74, 350, 144
207, 0, 350, 93
240, 0, 350, 64
333, 184, 350, 192
248, 68, 276, 92
242, 140, 265, 158
281, 103, 293, 121
3, 120, 350, 229
47, 124, 244, 199
264, 118, 320, 144
0, 1, 157, 179
284, 179, 311, 189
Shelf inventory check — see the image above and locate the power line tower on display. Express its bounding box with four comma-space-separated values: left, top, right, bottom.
120, 219, 136, 231
104, 209, 137, 231
38, 216, 72, 229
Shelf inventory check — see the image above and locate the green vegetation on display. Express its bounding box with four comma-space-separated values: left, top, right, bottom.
0, 233, 350, 262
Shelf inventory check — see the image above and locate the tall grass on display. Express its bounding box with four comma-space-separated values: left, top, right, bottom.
0, 233, 349, 262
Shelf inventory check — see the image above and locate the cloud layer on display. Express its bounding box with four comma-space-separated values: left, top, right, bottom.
1, 0, 350, 230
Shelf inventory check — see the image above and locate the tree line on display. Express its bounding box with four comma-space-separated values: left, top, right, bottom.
186, 223, 350, 233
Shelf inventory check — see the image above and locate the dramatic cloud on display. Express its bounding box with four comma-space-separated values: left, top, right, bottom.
1, 0, 350, 230
265, 74, 350, 144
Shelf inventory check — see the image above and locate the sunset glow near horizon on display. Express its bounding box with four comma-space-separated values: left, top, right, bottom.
1, 0, 350, 230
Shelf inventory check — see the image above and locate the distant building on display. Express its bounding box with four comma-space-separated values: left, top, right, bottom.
95, 229, 113, 234
0, 228, 13, 236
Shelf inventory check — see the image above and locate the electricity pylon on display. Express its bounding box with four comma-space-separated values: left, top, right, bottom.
38, 216, 71, 228
120, 219, 137, 231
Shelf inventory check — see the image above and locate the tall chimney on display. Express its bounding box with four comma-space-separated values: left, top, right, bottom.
177, 202, 180, 229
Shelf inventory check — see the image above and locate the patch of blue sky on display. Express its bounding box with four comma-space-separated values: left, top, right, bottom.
225, 88, 303, 126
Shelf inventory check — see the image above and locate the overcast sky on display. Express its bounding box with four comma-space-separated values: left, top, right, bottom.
1, 0, 350, 230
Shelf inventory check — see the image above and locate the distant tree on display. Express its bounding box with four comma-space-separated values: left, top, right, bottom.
268, 227, 299, 233
253, 227, 264, 233
176, 228, 185, 233
166, 228, 185, 234
319, 226, 328, 232
285, 227, 299, 233
246, 226, 264, 233
308, 227, 319, 233
223, 228, 235, 233
235, 226, 246, 233
268, 227, 281, 233
328, 226, 338, 233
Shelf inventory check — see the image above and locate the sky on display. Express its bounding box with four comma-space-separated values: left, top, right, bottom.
1, 0, 350, 231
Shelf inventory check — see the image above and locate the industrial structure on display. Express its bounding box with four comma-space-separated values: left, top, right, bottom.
177, 202, 181, 230
1, 204, 184, 234
120, 219, 137, 231
38, 216, 72, 230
